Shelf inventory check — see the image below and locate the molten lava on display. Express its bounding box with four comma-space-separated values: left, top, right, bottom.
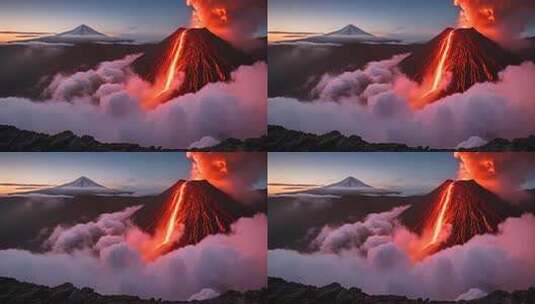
399, 27, 521, 106
427, 30, 454, 97
161, 182, 187, 245
132, 27, 255, 107
428, 181, 454, 246
132, 179, 250, 261
159, 30, 189, 96
402, 179, 516, 260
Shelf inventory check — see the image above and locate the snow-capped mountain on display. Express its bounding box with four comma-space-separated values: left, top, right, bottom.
323, 176, 376, 190
314, 176, 400, 195
324, 24, 374, 37
288, 24, 400, 44
24, 176, 132, 196
15, 24, 132, 44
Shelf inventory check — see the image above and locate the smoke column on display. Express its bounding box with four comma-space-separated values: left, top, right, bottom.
454, 0, 535, 47
455, 152, 535, 201
186, 0, 266, 48
187, 152, 266, 203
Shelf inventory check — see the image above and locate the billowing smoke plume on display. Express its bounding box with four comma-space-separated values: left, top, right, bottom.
0, 57, 267, 149
454, 0, 535, 47
187, 152, 266, 203
269, 207, 535, 301
186, 0, 266, 49
269, 57, 535, 148
455, 152, 535, 201
0, 208, 267, 301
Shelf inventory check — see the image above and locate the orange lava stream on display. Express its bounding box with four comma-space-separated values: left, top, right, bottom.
428, 30, 455, 95
162, 182, 188, 245
428, 182, 455, 246
159, 29, 189, 96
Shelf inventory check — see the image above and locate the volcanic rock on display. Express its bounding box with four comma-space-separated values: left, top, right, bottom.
132, 27, 255, 99
0, 124, 166, 151
132, 180, 253, 249
401, 179, 521, 251
267, 277, 535, 304
399, 27, 522, 100
0, 276, 265, 303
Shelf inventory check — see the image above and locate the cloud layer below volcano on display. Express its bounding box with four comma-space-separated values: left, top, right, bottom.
0, 209, 267, 301
268, 58, 535, 148
269, 208, 535, 301
0, 57, 267, 149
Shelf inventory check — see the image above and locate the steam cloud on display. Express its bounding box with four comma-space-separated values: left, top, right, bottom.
0, 208, 267, 301
269, 207, 535, 301
188, 152, 267, 203
455, 152, 535, 201
269, 56, 535, 148
454, 0, 535, 47
186, 0, 266, 49
0, 56, 266, 149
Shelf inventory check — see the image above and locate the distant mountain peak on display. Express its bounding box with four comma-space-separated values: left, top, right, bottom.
325, 24, 374, 37
324, 176, 375, 189
57, 24, 108, 37
60, 176, 107, 189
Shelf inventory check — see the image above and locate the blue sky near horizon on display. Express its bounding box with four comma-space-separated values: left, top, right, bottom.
268, 153, 461, 195
268, 0, 535, 42
0, 153, 191, 194
0, 0, 191, 42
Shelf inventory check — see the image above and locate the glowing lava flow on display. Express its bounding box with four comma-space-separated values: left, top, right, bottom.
428, 182, 455, 246
420, 29, 456, 101
159, 29, 189, 96
161, 182, 188, 245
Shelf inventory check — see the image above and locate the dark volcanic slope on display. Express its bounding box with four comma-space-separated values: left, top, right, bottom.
399, 27, 522, 100
0, 43, 149, 99
0, 195, 151, 251
401, 180, 521, 250
132, 27, 255, 99
0, 277, 264, 304
269, 42, 416, 99
132, 180, 253, 248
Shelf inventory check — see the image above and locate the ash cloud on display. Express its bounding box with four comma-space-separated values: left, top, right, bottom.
0, 208, 267, 301
186, 0, 266, 49
269, 57, 535, 148
455, 152, 535, 201
0, 57, 267, 149
187, 152, 267, 203
454, 0, 535, 48
269, 207, 535, 301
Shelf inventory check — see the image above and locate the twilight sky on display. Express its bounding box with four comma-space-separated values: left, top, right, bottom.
269, 152, 460, 195
268, 0, 535, 42
0, 153, 191, 195
0, 0, 192, 42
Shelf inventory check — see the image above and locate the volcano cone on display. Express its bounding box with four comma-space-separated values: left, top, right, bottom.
132, 28, 255, 101
401, 179, 520, 253
399, 28, 522, 102
132, 180, 252, 251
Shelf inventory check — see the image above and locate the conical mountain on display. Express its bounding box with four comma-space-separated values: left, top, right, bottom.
401, 179, 520, 251
132, 27, 255, 101
132, 179, 253, 249
399, 27, 522, 101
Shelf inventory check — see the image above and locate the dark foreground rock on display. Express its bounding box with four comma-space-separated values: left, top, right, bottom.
211, 125, 433, 151
0, 125, 171, 151
0, 277, 266, 304
268, 277, 535, 304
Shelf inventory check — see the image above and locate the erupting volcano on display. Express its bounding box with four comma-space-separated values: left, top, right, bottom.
399, 27, 521, 105
401, 179, 520, 258
132, 27, 255, 106
132, 179, 252, 259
